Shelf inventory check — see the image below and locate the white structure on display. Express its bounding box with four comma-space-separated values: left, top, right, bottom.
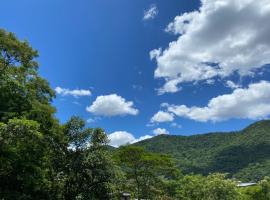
237, 182, 256, 187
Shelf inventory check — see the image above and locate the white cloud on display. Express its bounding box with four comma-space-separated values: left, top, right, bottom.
206, 79, 215, 85
226, 80, 241, 89
108, 131, 135, 147
86, 94, 139, 116
151, 111, 174, 123
86, 117, 100, 124
150, 48, 161, 60
161, 102, 170, 107
132, 135, 153, 144
151, 0, 270, 93
153, 128, 170, 135
157, 78, 182, 95
108, 131, 152, 147
143, 4, 158, 20
164, 81, 270, 122
55, 86, 91, 97
86, 118, 95, 123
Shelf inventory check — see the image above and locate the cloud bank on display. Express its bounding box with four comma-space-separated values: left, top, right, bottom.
151, 0, 270, 94
163, 81, 270, 122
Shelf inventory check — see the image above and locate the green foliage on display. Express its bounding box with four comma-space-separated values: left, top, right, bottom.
63, 117, 115, 200
0, 118, 51, 199
0, 29, 56, 128
177, 173, 240, 200
238, 177, 270, 200
0, 29, 116, 200
115, 146, 180, 199
135, 120, 270, 181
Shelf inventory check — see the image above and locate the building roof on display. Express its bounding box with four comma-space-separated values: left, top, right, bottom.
237, 182, 257, 187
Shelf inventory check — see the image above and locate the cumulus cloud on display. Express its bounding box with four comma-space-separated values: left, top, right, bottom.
86, 94, 138, 116
163, 81, 270, 122
151, 111, 174, 123
153, 128, 170, 135
143, 4, 158, 20
108, 131, 135, 147
55, 86, 91, 97
108, 131, 152, 147
151, 0, 270, 94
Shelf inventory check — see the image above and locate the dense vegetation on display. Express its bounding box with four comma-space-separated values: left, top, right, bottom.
1, 28, 270, 199
135, 120, 270, 182
0, 29, 116, 199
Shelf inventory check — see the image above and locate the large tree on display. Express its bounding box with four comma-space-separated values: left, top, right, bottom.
63, 116, 116, 200
0, 29, 56, 132
176, 173, 240, 200
116, 146, 179, 199
0, 29, 65, 199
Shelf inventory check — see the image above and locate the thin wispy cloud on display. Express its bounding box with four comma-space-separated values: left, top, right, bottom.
55, 86, 91, 97
171, 122, 182, 129
143, 4, 158, 20
226, 80, 241, 89
86, 117, 100, 124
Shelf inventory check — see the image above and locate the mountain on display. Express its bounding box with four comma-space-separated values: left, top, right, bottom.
133, 120, 270, 181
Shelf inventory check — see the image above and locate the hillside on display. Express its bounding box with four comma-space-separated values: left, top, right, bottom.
134, 120, 270, 181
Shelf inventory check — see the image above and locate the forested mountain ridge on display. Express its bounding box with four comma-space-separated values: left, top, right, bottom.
134, 120, 270, 181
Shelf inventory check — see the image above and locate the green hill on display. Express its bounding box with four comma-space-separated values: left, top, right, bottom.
133, 120, 270, 181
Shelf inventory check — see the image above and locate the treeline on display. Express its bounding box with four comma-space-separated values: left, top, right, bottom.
1, 28, 270, 199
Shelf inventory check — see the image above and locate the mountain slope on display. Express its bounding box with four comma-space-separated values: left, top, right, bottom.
134, 120, 270, 181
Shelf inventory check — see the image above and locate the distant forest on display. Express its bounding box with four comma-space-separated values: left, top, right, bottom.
135, 120, 270, 182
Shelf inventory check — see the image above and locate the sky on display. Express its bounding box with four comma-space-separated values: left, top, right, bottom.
1, 0, 270, 147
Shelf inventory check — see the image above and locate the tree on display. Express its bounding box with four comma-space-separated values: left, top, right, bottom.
176, 173, 240, 200
245, 176, 270, 200
0, 28, 67, 199
205, 174, 240, 200
63, 117, 115, 200
0, 119, 51, 199
116, 146, 179, 199
0, 29, 56, 129
176, 174, 207, 200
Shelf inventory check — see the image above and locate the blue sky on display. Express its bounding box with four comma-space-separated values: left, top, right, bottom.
1, 0, 270, 146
